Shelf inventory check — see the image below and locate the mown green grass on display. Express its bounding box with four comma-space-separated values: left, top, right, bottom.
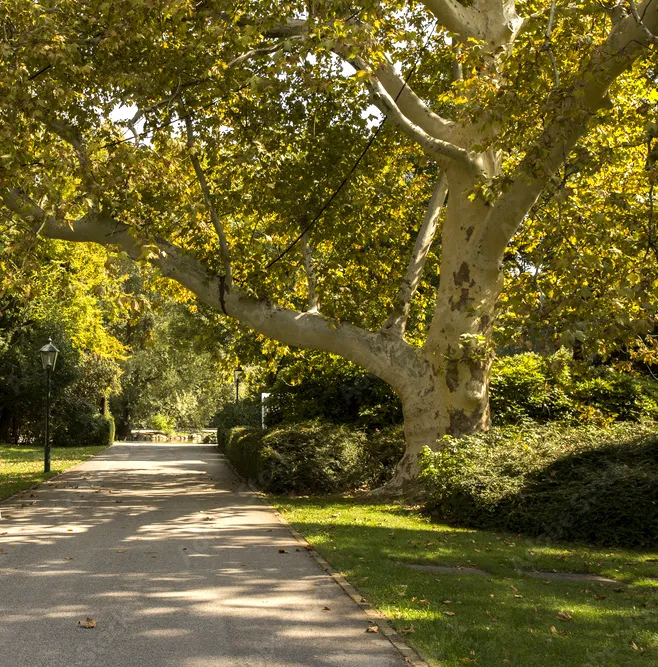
0, 444, 107, 501
273, 496, 658, 667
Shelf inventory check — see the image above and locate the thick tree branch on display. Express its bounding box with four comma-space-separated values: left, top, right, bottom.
184, 114, 233, 285
1, 189, 419, 391
479, 0, 658, 264
420, 0, 523, 49
382, 173, 448, 338
370, 77, 482, 172
373, 62, 468, 146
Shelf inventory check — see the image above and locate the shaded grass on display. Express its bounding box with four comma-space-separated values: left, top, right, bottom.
0, 444, 107, 501
273, 496, 658, 667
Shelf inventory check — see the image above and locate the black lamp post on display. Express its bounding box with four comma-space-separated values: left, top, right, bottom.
39, 338, 59, 473
233, 367, 243, 404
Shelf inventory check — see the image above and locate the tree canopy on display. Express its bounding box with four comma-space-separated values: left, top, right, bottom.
2, 0, 657, 483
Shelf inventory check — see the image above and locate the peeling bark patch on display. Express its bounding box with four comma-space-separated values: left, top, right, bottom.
449, 288, 470, 311
445, 360, 459, 393
465, 357, 486, 385
453, 262, 470, 286
465, 225, 475, 242
448, 408, 485, 436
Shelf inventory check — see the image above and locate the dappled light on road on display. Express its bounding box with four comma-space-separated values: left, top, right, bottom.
0, 444, 404, 667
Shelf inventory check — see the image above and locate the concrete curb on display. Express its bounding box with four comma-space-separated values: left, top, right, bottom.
217, 449, 429, 667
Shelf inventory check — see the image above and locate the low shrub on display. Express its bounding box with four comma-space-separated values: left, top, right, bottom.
223, 426, 265, 481
215, 398, 262, 447
490, 351, 658, 425
263, 363, 402, 430
490, 352, 573, 424
53, 406, 115, 448
420, 421, 658, 548
220, 420, 405, 493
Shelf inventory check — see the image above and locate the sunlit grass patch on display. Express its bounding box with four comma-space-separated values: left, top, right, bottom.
273, 496, 658, 667
0, 444, 107, 500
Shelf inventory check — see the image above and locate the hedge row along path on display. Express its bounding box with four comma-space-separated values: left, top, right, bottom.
0, 443, 407, 667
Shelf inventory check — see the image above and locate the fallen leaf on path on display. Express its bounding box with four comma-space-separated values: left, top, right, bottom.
78, 618, 96, 629
278, 549, 289, 554
557, 611, 573, 621
201, 517, 211, 521
64, 557, 73, 561
444, 611, 456, 617
365, 625, 379, 633
514, 594, 523, 599
67, 529, 73, 532
631, 641, 644, 653
304, 545, 314, 551
593, 594, 606, 600
401, 625, 415, 634
0, 548, 7, 555
442, 600, 452, 604
322, 606, 331, 611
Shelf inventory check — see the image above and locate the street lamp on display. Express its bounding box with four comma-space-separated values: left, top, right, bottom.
233, 366, 243, 404
39, 338, 59, 473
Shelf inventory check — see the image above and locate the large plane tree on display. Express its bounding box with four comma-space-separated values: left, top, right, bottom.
2, 0, 657, 485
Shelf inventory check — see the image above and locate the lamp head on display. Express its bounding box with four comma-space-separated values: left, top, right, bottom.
39, 338, 60, 371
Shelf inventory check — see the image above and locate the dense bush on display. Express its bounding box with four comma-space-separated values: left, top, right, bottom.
264, 362, 402, 429
263, 351, 658, 430
490, 351, 658, 424
489, 351, 573, 423
216, 398, 262, 448
420, 421, 658, 548
53, 397, 115, 448
219, 420, 405, 493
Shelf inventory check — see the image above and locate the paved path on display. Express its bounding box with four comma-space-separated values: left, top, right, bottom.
0, 443, 404, 667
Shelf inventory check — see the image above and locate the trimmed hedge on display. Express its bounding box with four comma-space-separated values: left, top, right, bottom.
420, 421, 658, 548
218, 420, 405, 493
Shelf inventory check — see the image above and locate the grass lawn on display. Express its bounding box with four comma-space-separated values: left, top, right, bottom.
273, 496, 658, 667
0, 444, 107, 501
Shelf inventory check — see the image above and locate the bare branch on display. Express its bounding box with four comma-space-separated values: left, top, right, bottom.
369, 77, 481, 172
43, 117, 98, 202
184, 114, 233, 285
301, 230, 320, 312
629, 0, 658, 41
374, 62, 465, 146
382, 173, 448, 338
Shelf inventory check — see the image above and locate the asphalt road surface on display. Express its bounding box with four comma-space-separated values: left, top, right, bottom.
0, 443, 405, 667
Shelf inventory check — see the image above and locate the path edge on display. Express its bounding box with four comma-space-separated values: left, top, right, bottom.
217, 449, 429, 667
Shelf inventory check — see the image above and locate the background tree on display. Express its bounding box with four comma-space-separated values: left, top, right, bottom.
2, 0, 657, 485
